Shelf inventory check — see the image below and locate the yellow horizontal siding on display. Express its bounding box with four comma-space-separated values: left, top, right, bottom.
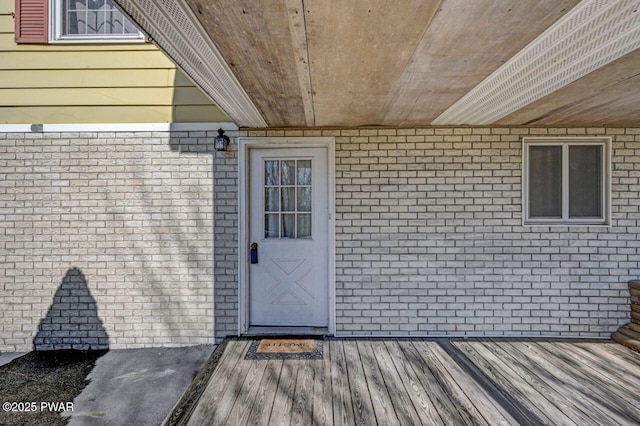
0, 2, 229, 124
174, 71, 198, 87
1, 106, 176, 123
174, 105, 230, 123
0, 69, 176, 88
0, 86, 213, 106
172, 86, 214, 105
1, 105, 230, 124
0, 0, 14, 11
0, 14, 13, 33
2, 50, 176, 70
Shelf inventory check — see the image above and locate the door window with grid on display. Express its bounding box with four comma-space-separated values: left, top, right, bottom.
264, 159, 312, 239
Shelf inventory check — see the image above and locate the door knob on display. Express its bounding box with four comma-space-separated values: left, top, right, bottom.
250, 242, 258, 264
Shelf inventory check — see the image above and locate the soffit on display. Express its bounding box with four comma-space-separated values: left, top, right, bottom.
381, 0, 579, 126
496, 48, 640, 126
115, 0, 640, 128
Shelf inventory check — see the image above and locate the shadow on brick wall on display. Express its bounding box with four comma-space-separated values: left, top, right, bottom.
169, 133, 239, 341
33, 267, 110, 351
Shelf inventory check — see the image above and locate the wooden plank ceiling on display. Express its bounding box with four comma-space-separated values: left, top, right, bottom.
176, 0, 640, 128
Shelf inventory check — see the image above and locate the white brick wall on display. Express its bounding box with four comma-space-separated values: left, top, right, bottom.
242, 127, 638, 338
2, 126, 638, 349
0, 129, 237, 350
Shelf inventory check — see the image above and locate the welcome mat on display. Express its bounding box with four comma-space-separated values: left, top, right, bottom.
245, 338, 323, 360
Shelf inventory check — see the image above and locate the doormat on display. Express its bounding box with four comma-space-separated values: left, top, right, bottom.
244, 339, 323, 360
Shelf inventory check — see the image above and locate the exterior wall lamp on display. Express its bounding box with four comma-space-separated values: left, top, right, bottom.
214, 128, 230, 151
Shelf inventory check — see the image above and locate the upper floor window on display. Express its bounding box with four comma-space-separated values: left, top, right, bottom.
523, 137, 611, 226
50, 0, 144, 42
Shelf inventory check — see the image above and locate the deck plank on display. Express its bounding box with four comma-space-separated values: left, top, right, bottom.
291, 360, 315, 426
312, 343, 333, 426
412, 341, 489, 426
244, 360, 283, 425
504, 341, 640, 425
535, 340, 640, 414
224, 358, 269, 425
534, 341, 640, 413
371, 340, 423, 425
330, 340, 356, 426
384, 340, 445, 425
550, 342, 640, 389
356, 340, 399, 425
269, 360, 299, 426
574, 341, 640, 380
186, 340, 250, 426
183, 338, 640, 425
484, 340, 610, 426
453, 340, 566, 425
398, 340, 467, 425
594, 341, 640, 367
342, 340, 377, 425
420, 341, 516, 426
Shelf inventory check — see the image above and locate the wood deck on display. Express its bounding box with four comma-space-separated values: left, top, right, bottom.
185, 339, 640, 425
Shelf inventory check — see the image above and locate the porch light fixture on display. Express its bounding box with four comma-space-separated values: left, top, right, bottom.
214, 128, 230, 151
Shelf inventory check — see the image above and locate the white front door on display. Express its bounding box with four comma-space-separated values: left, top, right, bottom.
248, 147, 329, 327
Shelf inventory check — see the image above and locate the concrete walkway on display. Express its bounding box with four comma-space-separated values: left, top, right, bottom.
59, 345, 215, 426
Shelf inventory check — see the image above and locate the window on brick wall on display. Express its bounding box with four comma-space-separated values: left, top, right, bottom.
523, 137, 611, 226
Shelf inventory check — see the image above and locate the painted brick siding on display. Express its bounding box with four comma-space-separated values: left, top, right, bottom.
0, 129, 237, 351
3, 126, 639, 349
244, 127, 638, 338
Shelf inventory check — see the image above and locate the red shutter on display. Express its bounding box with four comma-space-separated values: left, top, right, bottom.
15, 0, 48, 44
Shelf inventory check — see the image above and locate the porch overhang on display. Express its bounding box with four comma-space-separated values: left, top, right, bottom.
114, 0, 640, 128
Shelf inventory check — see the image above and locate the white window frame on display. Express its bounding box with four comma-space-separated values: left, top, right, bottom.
522, 137, 611, 226
49, 0, 145, 43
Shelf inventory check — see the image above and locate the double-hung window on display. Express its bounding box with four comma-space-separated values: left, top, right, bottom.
50, 0, 144, 42
523, 137, 610, 226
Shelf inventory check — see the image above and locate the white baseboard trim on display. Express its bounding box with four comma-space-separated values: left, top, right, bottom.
0, 122, 238, 133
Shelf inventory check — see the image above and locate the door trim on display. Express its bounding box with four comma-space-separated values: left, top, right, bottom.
238, 137, 336, 336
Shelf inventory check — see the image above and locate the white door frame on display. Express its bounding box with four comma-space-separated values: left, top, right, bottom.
238, 137, 336, 335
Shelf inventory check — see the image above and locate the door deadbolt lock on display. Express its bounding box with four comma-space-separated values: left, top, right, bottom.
250, 243, 258, 264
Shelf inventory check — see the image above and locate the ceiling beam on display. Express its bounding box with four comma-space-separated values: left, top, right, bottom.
285, 0, 315, 126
